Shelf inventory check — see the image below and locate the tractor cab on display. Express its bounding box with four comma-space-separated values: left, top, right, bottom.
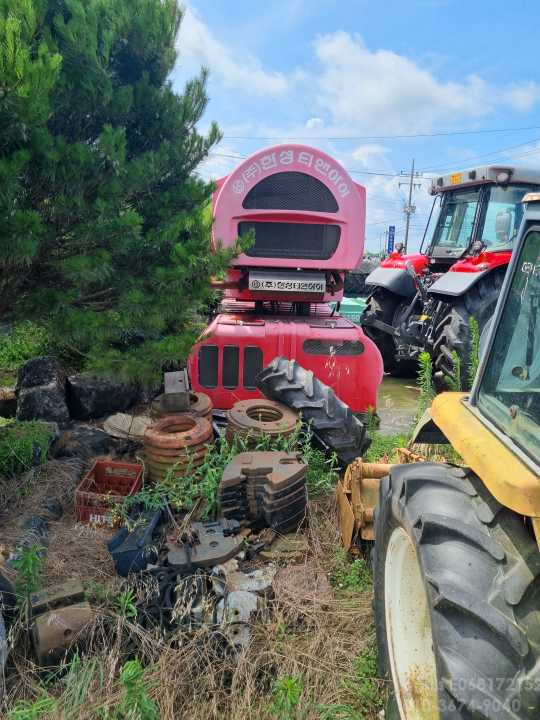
423, 165, 540, 271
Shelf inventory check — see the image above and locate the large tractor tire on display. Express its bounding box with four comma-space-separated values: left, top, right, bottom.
433, 270, 505, 388
256, 357, 369, 465
362, 288, 417, 377
374, 463, 540, 719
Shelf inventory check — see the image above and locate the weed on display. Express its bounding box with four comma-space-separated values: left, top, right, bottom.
315, 705, 364, 720
445, 350, 462, 392
468, 316, 480, 389
350, 644, 383, 711
0, 420, 55, 477
114, 588, 138, 620
331, 549, 372, 593
7, 695, 58, 720
0, 322, 48, 372
364, 431, 408, 463
113, 659, 159, 720
267, 674, 304, 720
12, 545, 45, 619
59, 654, 106, 720
124, 421, 338, 520
417, 351, 435, 418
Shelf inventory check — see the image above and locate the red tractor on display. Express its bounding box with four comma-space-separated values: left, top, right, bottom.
361, 165, 540, 384
188, 144, 383, 422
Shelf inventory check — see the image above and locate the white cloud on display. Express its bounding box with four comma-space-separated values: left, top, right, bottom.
312, 31, 540, 135
351, 144, 390, 167
177, 7, 290, 97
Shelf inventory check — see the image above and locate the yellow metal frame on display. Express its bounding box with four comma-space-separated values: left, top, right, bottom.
432, 392, 540, 525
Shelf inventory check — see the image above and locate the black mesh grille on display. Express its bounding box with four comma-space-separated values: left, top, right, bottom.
223, 346, 239, 389
199, 346, 218, 388
243, 347, 263, 388
240, 222, 340, 260
242, 172, 338, 212
303, 340, 364, 356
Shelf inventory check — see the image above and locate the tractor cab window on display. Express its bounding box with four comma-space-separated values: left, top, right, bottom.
480, 185, 538, 251
477, 229, 540, 463
430, 188, 480, 258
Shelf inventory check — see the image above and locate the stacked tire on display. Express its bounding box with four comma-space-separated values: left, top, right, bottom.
144, 415, 213, 482
225, 399, 298, 446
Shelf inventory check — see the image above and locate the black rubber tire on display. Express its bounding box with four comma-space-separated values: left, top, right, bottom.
256, 357, 369, 465
374, 462, 540, 719
433, 270, 505, 388
362, 288, 416, 377
344, 271, 367, 297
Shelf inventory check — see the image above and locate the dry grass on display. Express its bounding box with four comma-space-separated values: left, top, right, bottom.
2, 492, 383, 720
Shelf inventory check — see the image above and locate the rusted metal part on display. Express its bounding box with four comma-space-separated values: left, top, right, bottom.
338, 452, 428, 547
30, 580, 94, 666
151, 391, 213, 421
144, 415, 213, 482
225, 400, 298, 445
32, 602, 94, 666
166, 519, 242, 570
219, 451, 307, 533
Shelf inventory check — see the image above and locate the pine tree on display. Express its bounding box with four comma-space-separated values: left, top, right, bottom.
0, 0, 233, 381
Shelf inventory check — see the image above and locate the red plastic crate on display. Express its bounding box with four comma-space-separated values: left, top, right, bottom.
75, 460, 143, 527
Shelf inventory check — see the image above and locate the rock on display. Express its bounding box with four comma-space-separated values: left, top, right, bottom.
16, 385, 70, 424
17, 357, 66, 391
16, 357, 69, 424
67, 374, 140, 420
53, 425, 115, 460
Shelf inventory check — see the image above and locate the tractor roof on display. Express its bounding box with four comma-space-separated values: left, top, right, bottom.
430, 165, 540, 195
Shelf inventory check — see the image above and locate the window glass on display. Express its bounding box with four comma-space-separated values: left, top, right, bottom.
477, 230, 540, 462
243, 347, 263, 389
432, 188, 480, 250
481, 185, 537, 250
223, 346, 239, 389
199, 346, 218, 388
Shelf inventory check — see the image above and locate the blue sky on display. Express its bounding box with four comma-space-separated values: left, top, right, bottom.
171, 0, 540, 252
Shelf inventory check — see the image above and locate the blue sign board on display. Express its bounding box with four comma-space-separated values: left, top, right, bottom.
388, 225, 395, 253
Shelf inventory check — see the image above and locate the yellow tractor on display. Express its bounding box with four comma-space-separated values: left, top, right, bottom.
374, 193, 540, 719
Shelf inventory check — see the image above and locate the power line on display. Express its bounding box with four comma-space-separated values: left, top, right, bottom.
222, 124, 540, 142
418, 135, 540, 173
208, 152, 431, 180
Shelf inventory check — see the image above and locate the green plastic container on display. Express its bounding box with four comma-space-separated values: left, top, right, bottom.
331, 297, 367, 324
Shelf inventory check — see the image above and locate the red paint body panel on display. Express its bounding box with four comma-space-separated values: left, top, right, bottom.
188, 309, 383, 413
448, 250, 512, 273
379, 252, 429, 274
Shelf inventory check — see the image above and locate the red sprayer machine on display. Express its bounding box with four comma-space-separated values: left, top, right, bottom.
188, 144, 383, 424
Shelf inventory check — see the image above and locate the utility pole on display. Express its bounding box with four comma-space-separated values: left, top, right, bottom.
399, 159, 423, 253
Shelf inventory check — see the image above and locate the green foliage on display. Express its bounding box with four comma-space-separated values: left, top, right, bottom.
113, 659, 159, 720
349, 645, 383, 711
125, 423, 338, 520
0, 0, 234, 383
445, 350, 462, 392
12, 545, 45, 618
468, 316, 481, 389
331, 549, 372, 593
114, 588, 138, 620
0, 321, 48, 371
7, 695, 58, 720
417, 351, 435, 417
0, 419, 55, 476
364, 432, 408, 463
267, 675, 304, 720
